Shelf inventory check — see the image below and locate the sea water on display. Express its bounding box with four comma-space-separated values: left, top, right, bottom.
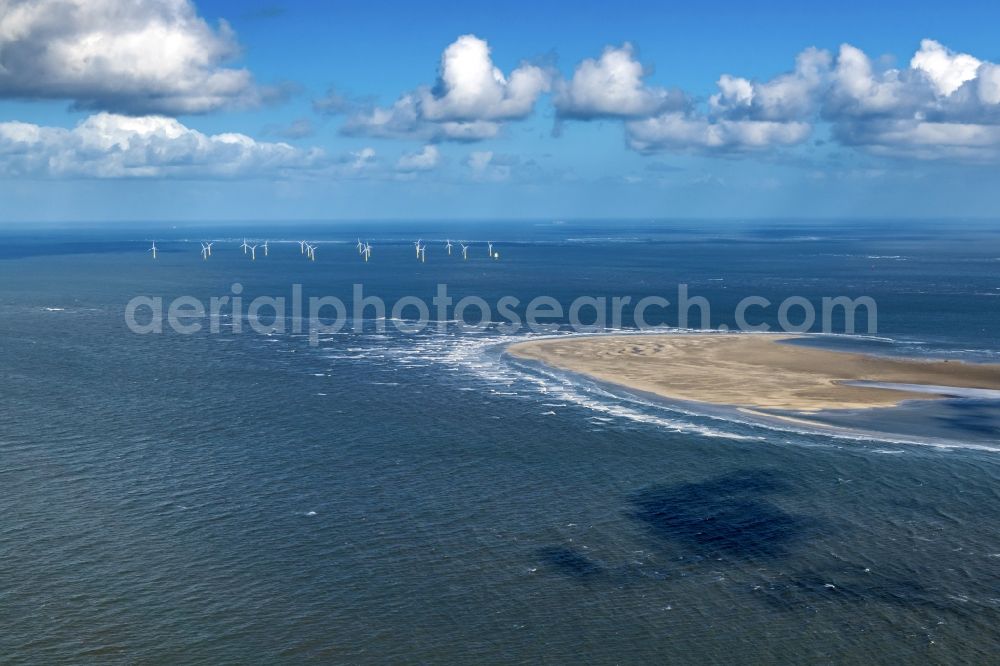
0, 220, 998, 663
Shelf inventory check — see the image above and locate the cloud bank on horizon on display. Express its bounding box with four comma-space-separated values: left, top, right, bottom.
2, 0, 1000, 182
0, 113, 324, 178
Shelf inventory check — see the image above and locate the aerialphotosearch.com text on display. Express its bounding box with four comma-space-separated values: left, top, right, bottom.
125, 283, 878, 344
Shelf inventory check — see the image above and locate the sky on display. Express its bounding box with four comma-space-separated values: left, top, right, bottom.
2, 0, 1000, 223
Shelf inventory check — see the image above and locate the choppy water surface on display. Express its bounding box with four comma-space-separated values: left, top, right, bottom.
0, 220, 998, 663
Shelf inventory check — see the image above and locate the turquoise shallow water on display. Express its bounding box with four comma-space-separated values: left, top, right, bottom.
0, 221, 998, 663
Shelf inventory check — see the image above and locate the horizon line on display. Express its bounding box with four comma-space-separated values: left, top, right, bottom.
2, 216, 999, 228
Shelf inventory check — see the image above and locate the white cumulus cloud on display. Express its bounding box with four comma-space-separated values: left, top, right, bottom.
560, 42, 814, 152
629, 38, 1000, 159
825, 44, 922, 117
911, 39, 981, 97
395, 145, 440, 172
343, 93, 503, 141
710, 47, 831, 121
420, 35, 551, 121
825, 40, 1000, 159
627, 113, 810, 153
0, 0, 263, 114
343, 34, 551, 141
0, 113, 323, 177
554, 43, 685, 119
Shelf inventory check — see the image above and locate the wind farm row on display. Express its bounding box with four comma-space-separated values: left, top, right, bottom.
147, 239, 501, 263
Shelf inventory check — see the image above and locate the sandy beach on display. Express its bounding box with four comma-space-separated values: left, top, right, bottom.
507, 334, 1000, 412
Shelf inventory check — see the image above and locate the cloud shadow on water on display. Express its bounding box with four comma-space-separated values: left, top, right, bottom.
628, 469, 811, 560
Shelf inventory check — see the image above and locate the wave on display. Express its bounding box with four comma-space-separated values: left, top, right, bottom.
287, 323, 999, 453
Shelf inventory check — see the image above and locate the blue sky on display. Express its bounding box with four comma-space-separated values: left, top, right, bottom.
1, 0, 1000, 223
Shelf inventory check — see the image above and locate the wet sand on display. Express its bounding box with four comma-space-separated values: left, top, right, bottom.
507, 334, 1000, 412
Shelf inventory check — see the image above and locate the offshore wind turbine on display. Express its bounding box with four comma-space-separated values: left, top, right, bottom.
445, 239, 453, 255
249, 244, 258, 261
356, 238, 364, 254
240, 238, 250, 254
414, 239, 422, 258
417, 242, 426, 263
487, 241, 493, 257
262, 240, 269, 257
460, 242, 469, 260
200, 242, 210, 260
362, 242, 372, 262
149, 242, 158, 259
299, 240, 307, 254
206, 242, 214, 257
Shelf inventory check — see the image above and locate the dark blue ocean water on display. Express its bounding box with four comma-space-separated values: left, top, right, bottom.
1, 221, 998, 663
